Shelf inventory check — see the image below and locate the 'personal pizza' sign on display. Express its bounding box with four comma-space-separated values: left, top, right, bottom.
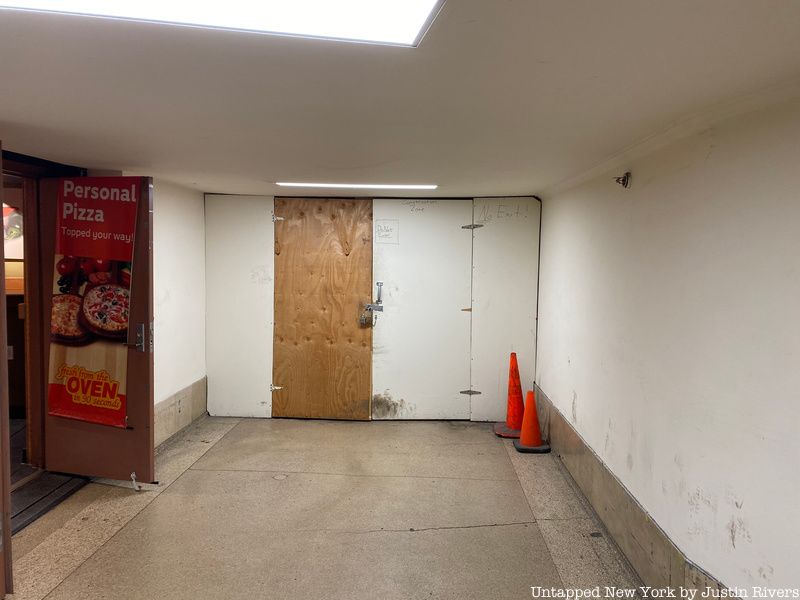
47, 177, 139, 428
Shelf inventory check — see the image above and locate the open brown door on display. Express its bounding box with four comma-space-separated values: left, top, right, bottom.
0, 143, 15, 595
272, 198, 373, 420
39, 177, 154, 483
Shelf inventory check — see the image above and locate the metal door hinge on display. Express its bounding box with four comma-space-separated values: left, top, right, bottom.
460, 389, 482, 395
272, 214, 285, 222
270, 384, 283, 392
461, 224, 484, 230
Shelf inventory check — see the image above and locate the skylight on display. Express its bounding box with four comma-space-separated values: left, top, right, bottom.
0, 0, 445, 46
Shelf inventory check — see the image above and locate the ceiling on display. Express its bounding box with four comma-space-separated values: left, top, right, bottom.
1, 0, 800, 197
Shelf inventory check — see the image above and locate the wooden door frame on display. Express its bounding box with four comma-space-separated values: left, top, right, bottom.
0, 142, 14, 595
1, 152, 84, 469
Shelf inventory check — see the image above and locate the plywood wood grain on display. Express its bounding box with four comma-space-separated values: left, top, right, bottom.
272, 198, 372, 420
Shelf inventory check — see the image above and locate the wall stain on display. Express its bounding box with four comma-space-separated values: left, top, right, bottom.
687, 488, 720, 539
249, 265, 272, 285
371, 390, 412, 419
688, 488, 717, 516
571, 391, 578, 423
727, 517, 751, 549
674, 454, 684, 471
758, 566, 774, 580
626, 423, 637, 471
603, 418, 614, 455
725, 489, 744, 510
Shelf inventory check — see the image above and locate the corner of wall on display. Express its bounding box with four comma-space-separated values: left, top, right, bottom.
152, 180, 208, 406
154, 376, 208, 447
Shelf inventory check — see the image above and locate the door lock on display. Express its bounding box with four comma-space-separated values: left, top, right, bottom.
360, 282, 384, 327
364, 281, 384, 312
125, 323, 146, 352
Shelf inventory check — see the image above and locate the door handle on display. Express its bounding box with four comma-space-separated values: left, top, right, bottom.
364, 281, 384, 312
360, 282, 385, 327
126, 323, 146, 352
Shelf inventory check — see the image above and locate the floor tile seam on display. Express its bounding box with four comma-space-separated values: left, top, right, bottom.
40, 420, 242, 600
171, 521, 537, 537
38, 496, 157, 600
154, 417, 245, 459
185, 467, 517, 482
503, 443, 592, 518
216, 442, 504, 450
504, 442, 540, 523
504, 442, 570, 588
313, 520, 538, 535
536, 516, 595, 522
546, 454, 642, 582
580, 516, 644, 586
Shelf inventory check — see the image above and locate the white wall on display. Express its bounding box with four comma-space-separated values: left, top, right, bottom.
471, 197, 540, 421
205, 195, 274, 417
536, 100, 800, 587
153, 180, 207, 404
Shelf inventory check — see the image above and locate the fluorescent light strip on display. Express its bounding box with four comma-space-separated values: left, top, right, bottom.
0, 0, 445, 46
276, 182, 438, 190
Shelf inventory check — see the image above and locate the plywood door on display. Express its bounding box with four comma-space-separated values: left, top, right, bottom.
470, 197, 541, 421
205, 195, 274, 417
372, 199, 472, 419
272, 198, 373, 420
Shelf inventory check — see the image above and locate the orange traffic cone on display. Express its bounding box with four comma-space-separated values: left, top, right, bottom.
513, 390, 551, 453
494, 353, 524, 439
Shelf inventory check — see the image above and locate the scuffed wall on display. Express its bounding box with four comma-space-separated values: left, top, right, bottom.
536, 100, 800, 587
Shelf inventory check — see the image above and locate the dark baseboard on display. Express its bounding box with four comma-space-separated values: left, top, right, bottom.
534, 384, 727, 591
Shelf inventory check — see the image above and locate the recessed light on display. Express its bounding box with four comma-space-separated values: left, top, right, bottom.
0, 0, 446, 46
276, 182, 438, 190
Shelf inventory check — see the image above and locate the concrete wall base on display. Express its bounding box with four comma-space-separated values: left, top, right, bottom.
535, 384, 728, 591
154, 377, 207, 448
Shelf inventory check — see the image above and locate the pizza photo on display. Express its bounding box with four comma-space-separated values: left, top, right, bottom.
80, 283, 130, 338
50, 293, 90, 344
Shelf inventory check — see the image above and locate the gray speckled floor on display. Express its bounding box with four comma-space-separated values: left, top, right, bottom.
9, 417, 640, 600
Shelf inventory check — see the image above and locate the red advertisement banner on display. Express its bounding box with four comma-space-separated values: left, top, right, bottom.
56, 178, 139, 261
47, 177, 139, 428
